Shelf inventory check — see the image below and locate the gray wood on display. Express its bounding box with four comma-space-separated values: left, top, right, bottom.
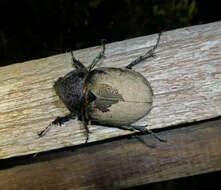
0, 21, 221, 159
0, 118, 221, 190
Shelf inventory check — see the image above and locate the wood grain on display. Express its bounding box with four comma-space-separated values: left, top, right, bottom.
0, 21, 221, 159
0, 118, 221, 190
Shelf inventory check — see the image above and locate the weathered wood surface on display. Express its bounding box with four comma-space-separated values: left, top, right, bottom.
0, 21, 221, 159
0, 118, 221, 190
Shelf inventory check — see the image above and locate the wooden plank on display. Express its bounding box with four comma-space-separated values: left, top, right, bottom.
0, 118, 221, 190
0, 21, 221, 159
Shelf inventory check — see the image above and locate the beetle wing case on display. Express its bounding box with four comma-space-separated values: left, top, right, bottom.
87, 67, 153, 126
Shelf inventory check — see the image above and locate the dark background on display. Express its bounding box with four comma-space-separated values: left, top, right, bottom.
0, 0, 221, 67
0, 0, 221, 189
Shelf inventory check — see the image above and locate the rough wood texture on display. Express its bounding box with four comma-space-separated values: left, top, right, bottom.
0, 21, 221, 159
0, 118, 221, 190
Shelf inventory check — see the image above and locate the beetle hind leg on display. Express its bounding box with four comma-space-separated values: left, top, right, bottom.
126, 33, 161, 69
120, 124, 166, 142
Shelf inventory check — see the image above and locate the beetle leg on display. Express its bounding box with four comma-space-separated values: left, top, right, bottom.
38, 114, 76, 137
126, 33, 161, 69
70, 50, 87, 69
120, 124, 166, 142
81, 117, 90, 143
88, 39, 106, 71
119, 125, 136, 131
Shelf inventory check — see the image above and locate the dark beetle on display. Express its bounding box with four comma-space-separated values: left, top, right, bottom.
38, 33, 162, 142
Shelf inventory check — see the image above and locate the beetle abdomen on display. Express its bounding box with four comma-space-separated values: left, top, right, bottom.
87, 67, 153, 126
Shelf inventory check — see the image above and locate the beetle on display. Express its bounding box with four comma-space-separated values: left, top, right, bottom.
38, 33, 162, 142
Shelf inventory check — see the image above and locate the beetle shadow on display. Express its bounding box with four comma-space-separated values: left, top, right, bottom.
132, 135, 157, 148
91, 122, 159, 148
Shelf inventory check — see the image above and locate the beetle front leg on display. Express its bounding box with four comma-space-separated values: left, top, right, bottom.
88, 39, 106, 71
126, 33, 161, 69
70, 50, 86, 69
81, 117, 90, 143
38, 113, 76, 137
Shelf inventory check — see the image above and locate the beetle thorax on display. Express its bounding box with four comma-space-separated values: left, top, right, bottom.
54, 69, 88, 113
